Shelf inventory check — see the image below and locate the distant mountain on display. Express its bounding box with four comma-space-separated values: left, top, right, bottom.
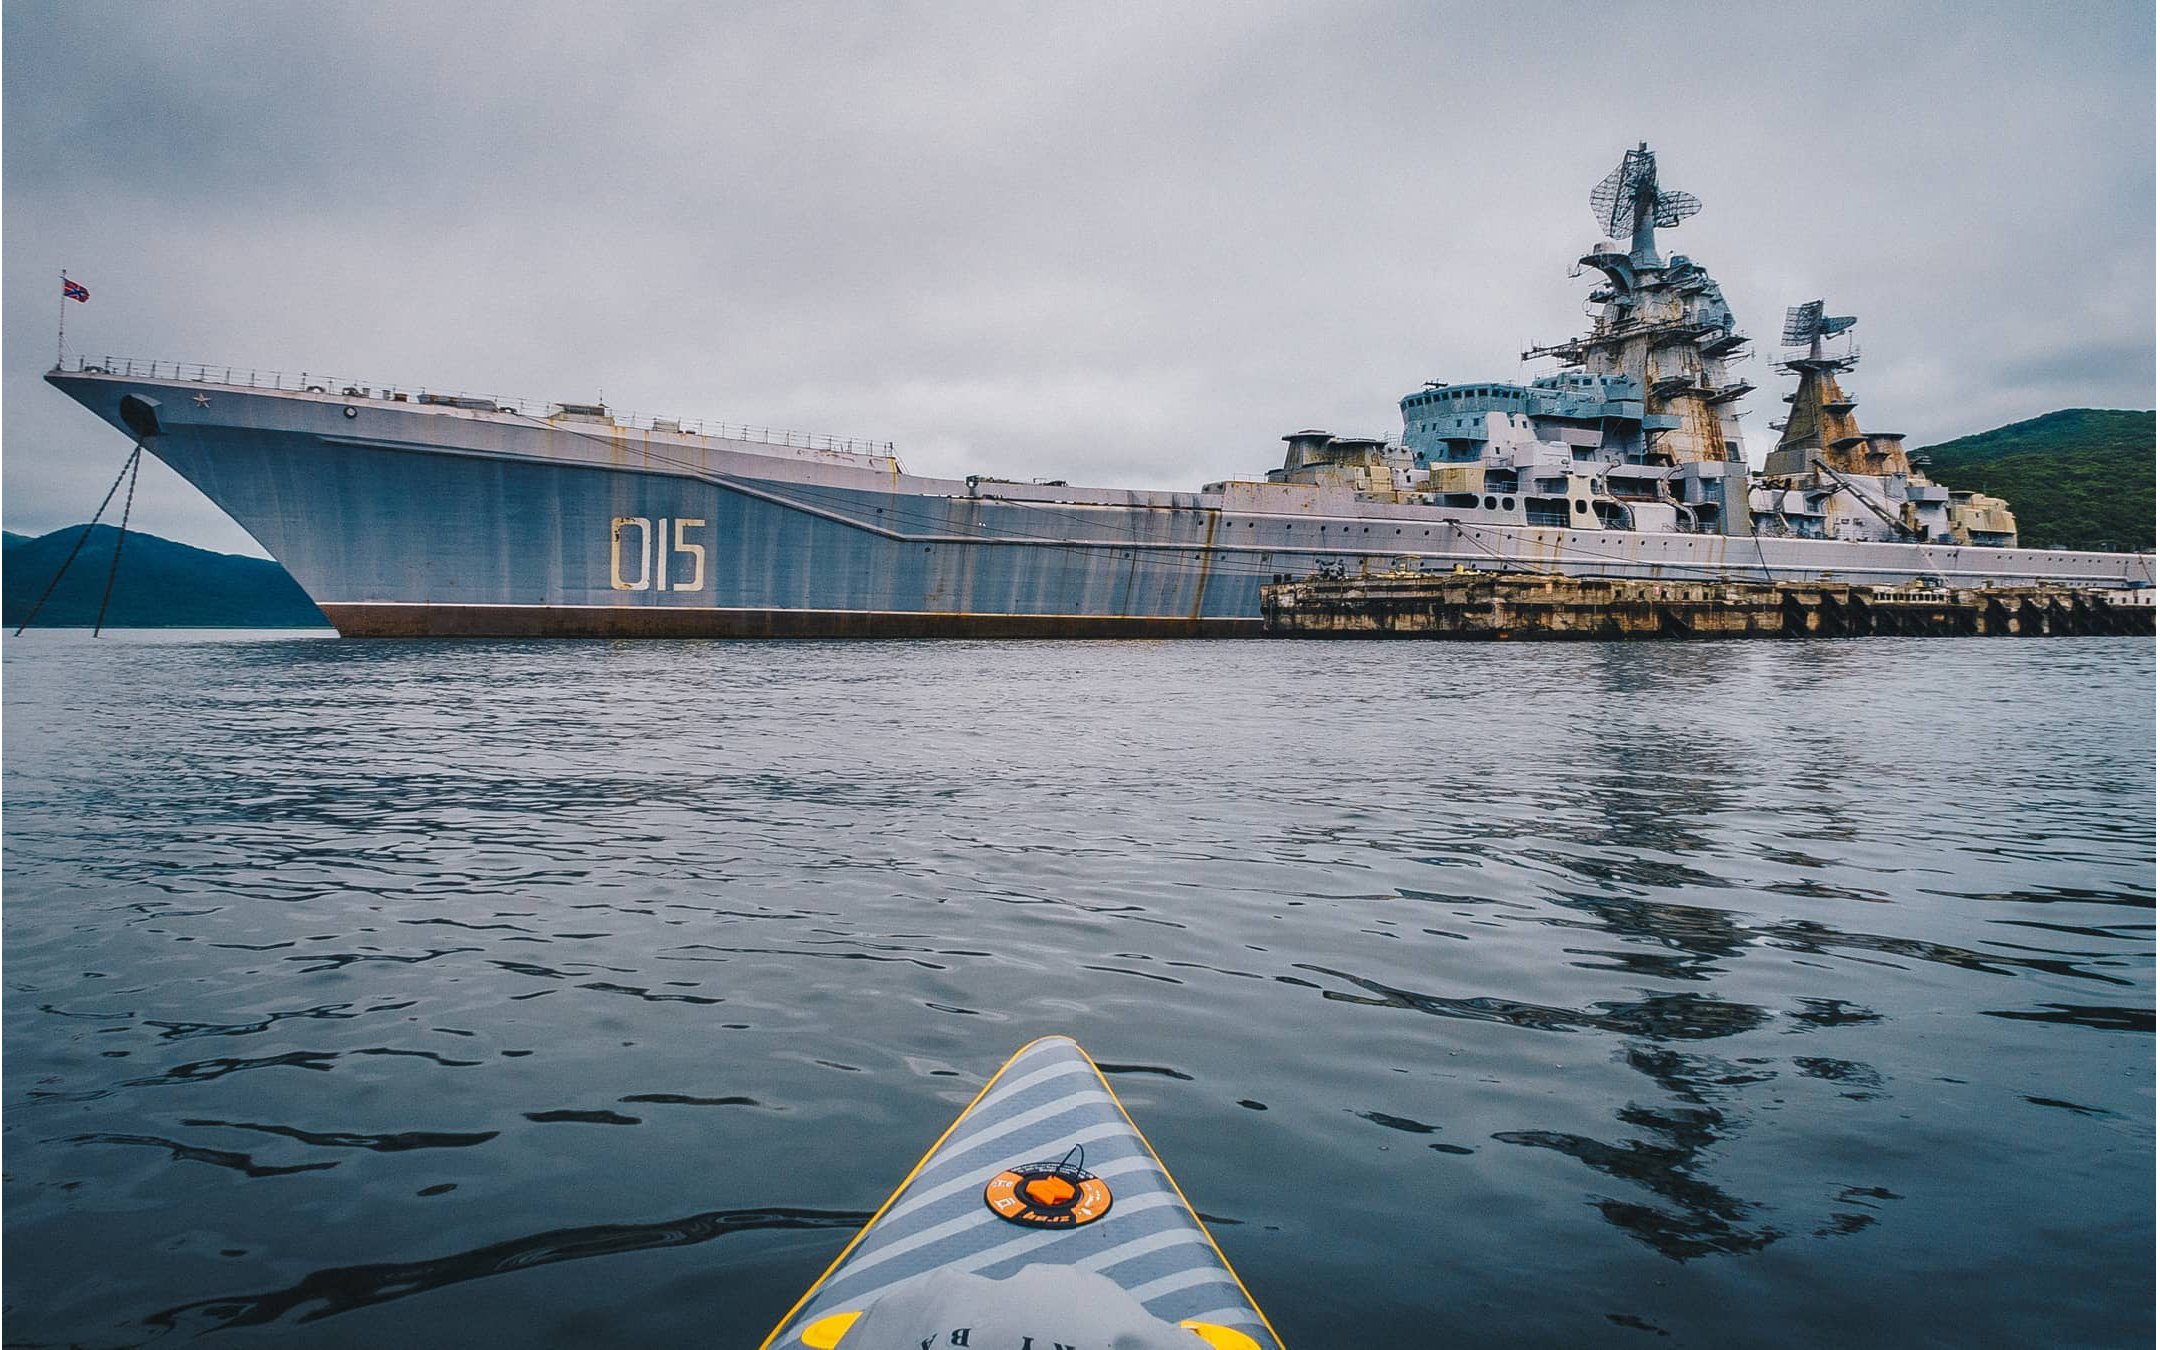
1913, 409, 2155, 552
3, 526, 329, 628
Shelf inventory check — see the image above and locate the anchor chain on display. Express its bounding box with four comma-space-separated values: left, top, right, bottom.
12, 441, 144, 636
93, 445, 145, 637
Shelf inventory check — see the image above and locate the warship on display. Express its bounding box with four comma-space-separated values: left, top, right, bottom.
44, 145, 2151, 638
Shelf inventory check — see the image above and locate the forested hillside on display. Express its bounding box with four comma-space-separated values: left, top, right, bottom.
3, 527, 328, 627
1914, 409, 2155, 552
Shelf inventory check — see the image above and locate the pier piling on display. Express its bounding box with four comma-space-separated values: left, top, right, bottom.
1260, 573, 2155, 640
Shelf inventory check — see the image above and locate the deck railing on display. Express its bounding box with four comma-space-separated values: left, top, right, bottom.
53, 354, 898, 457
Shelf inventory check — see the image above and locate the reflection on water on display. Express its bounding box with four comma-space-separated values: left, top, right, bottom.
2, 633, 2151, 1348
1496, 1044, 1794, 1262
1300, 964, 1773, 1040
67, 1132, 343, 1180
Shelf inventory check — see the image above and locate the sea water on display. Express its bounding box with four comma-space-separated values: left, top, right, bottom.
3, 631, 2152, 1347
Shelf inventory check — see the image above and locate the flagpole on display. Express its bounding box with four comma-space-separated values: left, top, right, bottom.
57, 269, 67, 370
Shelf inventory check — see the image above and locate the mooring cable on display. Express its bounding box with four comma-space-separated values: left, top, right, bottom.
13, 441, 143, 636
92, 445, 145, 637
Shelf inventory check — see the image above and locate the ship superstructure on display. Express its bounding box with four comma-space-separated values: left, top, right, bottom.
41, 145, 2148, 638
1254, 146, 2030, 557
1262, 146, 1763, 540
1753, 302, 2017, 547
1523, 143, 1755, 525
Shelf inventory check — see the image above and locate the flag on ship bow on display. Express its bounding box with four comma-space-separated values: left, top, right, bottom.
62, 278, 89, 303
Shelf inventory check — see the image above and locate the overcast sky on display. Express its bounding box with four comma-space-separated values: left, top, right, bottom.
5, 1, 2152, 555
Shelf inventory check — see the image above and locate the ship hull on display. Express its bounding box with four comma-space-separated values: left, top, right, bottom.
45, 371, 2155, 638
319, 603, 1259, 639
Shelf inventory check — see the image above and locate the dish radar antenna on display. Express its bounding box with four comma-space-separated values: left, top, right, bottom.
1591, 143, 1700, 265
1779, 299, 1858, 365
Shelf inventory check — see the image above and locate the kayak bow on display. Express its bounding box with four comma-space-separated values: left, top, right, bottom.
761, 1035, 1282, 1349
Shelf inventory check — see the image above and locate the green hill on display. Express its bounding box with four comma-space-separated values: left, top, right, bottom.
1913, 409, 2155, 552
3, 526, 329, 628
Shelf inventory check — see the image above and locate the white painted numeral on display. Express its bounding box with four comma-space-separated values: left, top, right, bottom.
673, 518, 706, 591
611, 517, 651, 590
612, 516, 708, 591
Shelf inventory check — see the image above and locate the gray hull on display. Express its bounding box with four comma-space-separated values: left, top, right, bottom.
46, 369, 2154, 638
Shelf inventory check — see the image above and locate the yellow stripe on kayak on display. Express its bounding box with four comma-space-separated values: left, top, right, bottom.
1080, 1050, 1285, 1350
799, 1309, 860, 1347
756, 1035, 1071, 1349
758, 1035, 1282, 1348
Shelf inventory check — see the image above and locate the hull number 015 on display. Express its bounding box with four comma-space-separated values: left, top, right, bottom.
611, 517, 707, 591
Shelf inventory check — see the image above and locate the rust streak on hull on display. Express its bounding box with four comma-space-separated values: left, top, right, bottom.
321, 604, 1268, 640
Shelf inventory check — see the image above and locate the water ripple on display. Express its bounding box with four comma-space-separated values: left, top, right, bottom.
3, 633, 2151, 1348
140, 1206, 871, 1335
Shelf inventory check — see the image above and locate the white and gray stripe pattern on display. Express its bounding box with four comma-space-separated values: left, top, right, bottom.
773, 1037, 1276, 1347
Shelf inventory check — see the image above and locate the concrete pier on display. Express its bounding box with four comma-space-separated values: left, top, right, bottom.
1260, 572, 2156, 640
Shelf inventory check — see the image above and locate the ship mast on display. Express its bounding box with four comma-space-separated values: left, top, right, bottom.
1764, 301, 1913, 480
1521, 144, 1751, 471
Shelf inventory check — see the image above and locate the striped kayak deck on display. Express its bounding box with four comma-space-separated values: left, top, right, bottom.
761, 1035, 1281, 1348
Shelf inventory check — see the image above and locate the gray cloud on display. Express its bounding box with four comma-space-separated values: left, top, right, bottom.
6, 0, 2151, 555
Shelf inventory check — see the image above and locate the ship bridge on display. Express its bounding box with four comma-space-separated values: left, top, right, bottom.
1398, 372, 1649, 466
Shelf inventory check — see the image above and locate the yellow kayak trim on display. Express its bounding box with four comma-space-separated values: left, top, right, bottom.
756, 1034, 1283, 1348
1080, 1046, 1284, 1350
756, 1035, 1059, 1350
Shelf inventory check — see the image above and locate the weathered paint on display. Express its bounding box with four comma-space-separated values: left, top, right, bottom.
1262, 573, 2157, 640
322, 603, 1264, 639
42, 370, 2155, 640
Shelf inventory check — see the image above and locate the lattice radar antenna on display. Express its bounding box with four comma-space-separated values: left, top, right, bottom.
1780, 300, 1858, 348
1590, 144, 1701, 241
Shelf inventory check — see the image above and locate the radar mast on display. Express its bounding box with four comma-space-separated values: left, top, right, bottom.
1523, 144, 1750, 472
1765, 302, 1912, 480
1590, 142, 1701, 267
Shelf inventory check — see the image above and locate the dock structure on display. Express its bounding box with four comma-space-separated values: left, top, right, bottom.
1260, 571, 2156, 640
